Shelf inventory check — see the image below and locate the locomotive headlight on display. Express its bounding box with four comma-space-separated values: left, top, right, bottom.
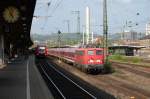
96, 60, 101, 62
88, 60, 94, 63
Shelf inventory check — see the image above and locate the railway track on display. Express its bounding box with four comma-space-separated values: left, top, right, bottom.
45, 57, 150, 99
112, 62, 150, 78
94, 75, 150, 99
36, 59, 97, 99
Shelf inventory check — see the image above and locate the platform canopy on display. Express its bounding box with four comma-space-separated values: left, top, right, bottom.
109, 45, 146, 50
109, 45, 146, 56
0, 0, 36, 49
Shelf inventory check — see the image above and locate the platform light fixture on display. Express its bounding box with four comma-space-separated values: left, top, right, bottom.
21, 17, 26, 21
24, 30, 27, 33
22, 23, 26, 26
23, 27, 27, 30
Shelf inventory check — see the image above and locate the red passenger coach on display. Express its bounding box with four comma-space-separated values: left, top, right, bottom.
48, 48, 104, 73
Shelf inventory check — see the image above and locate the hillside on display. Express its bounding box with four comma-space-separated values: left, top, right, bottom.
31, 33, 100, 41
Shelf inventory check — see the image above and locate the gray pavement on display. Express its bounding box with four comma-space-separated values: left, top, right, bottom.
0, 55, 53, 99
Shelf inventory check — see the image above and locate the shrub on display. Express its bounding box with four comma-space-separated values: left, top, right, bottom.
104, 61, 115, 74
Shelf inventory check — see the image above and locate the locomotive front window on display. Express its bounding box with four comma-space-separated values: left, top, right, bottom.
88, 50, 94, 55
96, 50, 103, 55
39, 47, 45, 50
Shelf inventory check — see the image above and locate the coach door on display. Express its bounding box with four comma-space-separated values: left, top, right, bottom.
75, 50, 84, 65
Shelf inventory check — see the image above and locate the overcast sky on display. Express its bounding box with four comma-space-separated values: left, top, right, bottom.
31, 0, 150, 35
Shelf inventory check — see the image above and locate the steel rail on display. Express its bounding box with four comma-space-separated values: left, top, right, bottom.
39, 62, 66, 99
46, 60, 97, 99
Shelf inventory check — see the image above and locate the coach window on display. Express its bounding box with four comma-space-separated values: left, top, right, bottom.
96, 50, 103, 55
76, 51, 84, 55
88, 50, 94, 55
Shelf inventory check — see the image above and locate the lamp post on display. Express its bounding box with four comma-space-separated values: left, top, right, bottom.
103, 0, 108, 62
64, 20, 70, 33
72, 11, 81, 44
72, 11, 80, 34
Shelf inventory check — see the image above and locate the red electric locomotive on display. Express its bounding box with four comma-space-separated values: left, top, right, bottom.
48, 48, 104, 73
75, 48, 104, 73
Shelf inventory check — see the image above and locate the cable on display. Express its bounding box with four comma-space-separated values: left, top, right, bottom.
49, 0, 63, 16
37, 0, 52, 33
36, 0, 63, 33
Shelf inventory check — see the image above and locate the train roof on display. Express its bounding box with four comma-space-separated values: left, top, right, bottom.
77, 48, 103, 50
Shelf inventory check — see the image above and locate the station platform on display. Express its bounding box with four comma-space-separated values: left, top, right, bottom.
0, 55, 54, 99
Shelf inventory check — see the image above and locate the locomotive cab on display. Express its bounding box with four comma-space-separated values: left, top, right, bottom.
35, 45, 48, 58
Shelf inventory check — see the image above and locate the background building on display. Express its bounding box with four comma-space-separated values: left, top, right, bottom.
146, 23, 150, 35
123, 31, 138, 40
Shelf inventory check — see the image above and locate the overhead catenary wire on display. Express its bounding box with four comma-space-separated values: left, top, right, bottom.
41, 1, 51, 31
34, 0, 64, 33
49, 0, 63, 16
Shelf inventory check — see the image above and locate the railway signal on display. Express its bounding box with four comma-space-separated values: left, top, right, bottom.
58, 30, 62, 63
